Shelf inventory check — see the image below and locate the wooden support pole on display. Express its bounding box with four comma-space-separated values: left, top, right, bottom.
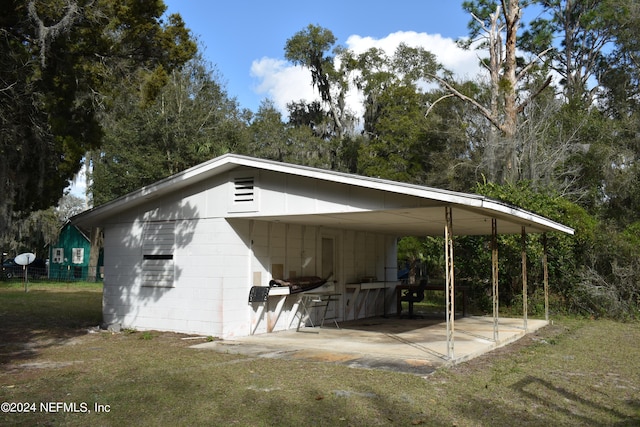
492, 218, 499, 341
445, 206, 455, 360
521, 226, 528, 331
543, 233, 549, 322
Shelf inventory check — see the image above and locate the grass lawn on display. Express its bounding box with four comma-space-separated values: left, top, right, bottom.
1, 282, 639, 426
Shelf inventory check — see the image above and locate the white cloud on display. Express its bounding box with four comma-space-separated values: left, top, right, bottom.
68, 166, 87, 198
346, 31, 482, 81
251, 57, 321, 113
251, 31, 485, 117
65, 162, 91, 209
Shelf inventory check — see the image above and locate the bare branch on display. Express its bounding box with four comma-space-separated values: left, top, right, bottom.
28, 0, 81, 67
516, 48, 553, 82
517, 75, 553, 114
0, 82, 17, 92
471, 12, 487, 30
424, 93, 455, 118
429, 75, 505, 134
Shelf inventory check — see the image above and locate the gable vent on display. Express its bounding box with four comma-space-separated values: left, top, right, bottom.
233, 177, 255, 203
228, 172, 259, 213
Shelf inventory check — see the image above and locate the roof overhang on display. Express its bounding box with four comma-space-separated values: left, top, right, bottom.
72, 154, 574, 236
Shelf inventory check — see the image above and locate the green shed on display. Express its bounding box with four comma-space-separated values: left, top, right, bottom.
49, 222, 103, 281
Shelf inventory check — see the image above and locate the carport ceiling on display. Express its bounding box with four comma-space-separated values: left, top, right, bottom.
250, 204, 565, 236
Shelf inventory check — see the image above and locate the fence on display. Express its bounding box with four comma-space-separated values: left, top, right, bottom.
2, 265, 103, 282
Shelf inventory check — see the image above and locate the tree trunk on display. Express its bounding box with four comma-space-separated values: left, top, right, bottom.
87, 227, 102, 282
502, 0, 522, 182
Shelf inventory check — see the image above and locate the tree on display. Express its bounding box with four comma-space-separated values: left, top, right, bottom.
287, 100, 334, 140
592, 1, 640, 226
524, 0, 619, 105
428, 0, 553, 183
247, 99, 338, 169
0, 0, 196, 236
358, 82, 429, 182
285, 25, 349, 139
249, 100, 290, 162
286, 100, 360, 171
284, 24, 359, 169
599, 0, 640, 116
56, 193, 88, 223
0, 208, 61, 257
355, 43, 438, 135
421, 83, 486, 192
91, 53, 245, 205
514, 1, 640, 221
350, 43, 481, 189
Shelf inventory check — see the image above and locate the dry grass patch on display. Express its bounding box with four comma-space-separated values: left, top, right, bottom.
1, 283, 639, 426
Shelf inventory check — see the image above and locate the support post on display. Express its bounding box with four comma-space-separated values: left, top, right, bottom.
445, 206, 455, 360
492, 218, 499, 341
543, 233, 549, 322
521, 226, 528, 331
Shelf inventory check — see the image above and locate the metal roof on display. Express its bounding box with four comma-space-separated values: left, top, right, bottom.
72, 154, 574, 236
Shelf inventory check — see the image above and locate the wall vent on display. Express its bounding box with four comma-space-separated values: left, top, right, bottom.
141, 221, 175, 288
228, 172, 259, 213
233, 177, 255, 203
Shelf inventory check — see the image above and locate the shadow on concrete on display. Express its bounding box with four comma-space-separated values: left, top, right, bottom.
194, 315, 545, 376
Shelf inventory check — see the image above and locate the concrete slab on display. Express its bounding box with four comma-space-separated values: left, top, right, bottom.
193, 315, 548, 376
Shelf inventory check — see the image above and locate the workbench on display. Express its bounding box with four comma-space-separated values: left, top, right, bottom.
344, 281, 394, 320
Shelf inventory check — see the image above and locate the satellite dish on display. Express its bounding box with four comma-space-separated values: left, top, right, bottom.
14, 252, 36, 266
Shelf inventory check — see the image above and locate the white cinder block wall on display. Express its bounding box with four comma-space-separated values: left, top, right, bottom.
102, 215, 398, 338
100, 165, 399, 338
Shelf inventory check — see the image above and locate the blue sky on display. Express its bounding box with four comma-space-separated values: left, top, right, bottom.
162, 1, 476, 113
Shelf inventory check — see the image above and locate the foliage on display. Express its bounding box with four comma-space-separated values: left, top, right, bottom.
0, 0, 196, 236
455, 0, 556, 183
0, 192, 86, 258
526, 0, 621, 105
397, 236, 444, 283
247, 99, 336, 169
248, 100, 290, 162
573, 222, 640, 319
90, 53, 245, 204
284, 25, 337, 105
285, 31, 475, 186
420, 84, 486, 192
348, 43, 447, 183
284, 24, 357, 144
476, 181, 594, 293
56, 193, 88, 223
358, 83, 429, 182
475, 180, 639, 319
0, 208, 60, 257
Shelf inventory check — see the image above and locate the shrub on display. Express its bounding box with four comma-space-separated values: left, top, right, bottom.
473, 181, 638, 319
